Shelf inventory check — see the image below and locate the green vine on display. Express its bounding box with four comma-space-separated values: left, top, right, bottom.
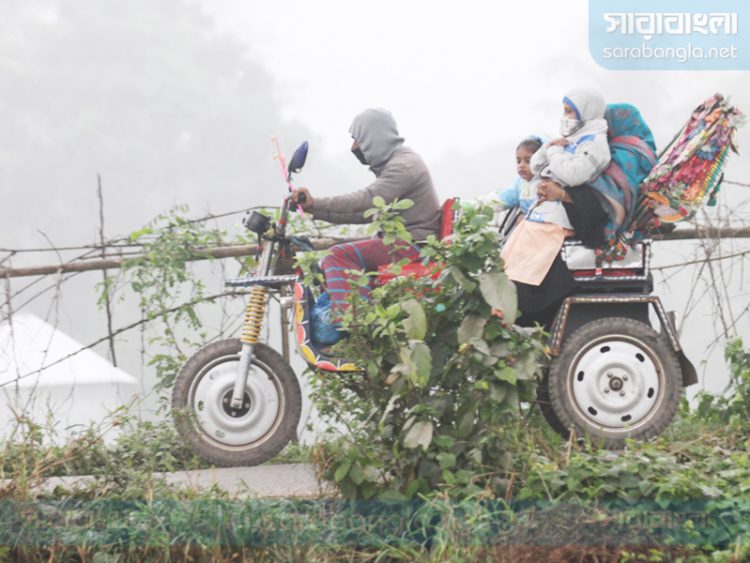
108, 206, 230, 394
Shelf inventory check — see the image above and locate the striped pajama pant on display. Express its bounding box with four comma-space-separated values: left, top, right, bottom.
321, 238, 421, 316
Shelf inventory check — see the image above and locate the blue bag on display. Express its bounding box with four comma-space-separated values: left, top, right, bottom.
311, 292, 344, 346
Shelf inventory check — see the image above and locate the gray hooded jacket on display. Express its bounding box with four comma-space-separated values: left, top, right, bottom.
311, 108, 441, 240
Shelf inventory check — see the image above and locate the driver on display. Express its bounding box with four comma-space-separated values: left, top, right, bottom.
291, 107, 441, 319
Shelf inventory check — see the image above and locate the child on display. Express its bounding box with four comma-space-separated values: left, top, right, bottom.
501, 88, 612, 289
483, 135, 544, 214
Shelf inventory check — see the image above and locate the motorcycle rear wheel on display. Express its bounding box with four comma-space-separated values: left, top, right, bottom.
172, 339, 301, 466
548, 317, 682, 448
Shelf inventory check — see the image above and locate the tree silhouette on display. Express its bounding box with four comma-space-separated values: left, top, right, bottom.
0, 0, 307, 247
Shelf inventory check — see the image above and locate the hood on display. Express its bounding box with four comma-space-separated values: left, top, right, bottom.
563, 88, 608, 139
563, 88, 606, 122
349, 108, 405, 173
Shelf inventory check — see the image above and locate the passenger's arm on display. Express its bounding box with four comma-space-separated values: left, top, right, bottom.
530, 143, 551, 175
495, 178, 522, 209
545, 137, 611, 187
537, 179, 573, 203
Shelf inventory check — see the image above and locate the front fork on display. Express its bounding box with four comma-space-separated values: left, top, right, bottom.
230, 285, 269, 408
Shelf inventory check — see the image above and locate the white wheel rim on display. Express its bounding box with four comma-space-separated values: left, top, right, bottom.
188, 354, 284, 449
568, 335, 664, 432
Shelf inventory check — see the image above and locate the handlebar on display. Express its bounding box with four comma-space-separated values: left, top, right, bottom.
289, 192, 306, 213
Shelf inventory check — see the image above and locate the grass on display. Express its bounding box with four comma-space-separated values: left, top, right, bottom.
0, 405, 748, 561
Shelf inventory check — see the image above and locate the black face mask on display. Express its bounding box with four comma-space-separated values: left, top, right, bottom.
351, 147, 368, 165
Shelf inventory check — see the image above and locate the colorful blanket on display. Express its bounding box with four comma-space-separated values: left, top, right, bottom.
598, 94, 745, 262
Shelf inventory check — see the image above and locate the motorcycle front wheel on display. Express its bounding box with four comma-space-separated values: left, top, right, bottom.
172, 339, 301, 466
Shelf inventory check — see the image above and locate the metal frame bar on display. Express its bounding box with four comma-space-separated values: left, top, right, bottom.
225, 274, 298, 288
548, 293, 681, 356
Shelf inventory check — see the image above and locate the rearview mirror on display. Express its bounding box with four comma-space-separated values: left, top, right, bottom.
288, 141, 309, 177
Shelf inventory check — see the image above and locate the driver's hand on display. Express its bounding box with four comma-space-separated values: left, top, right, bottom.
291, 187, 313, 211
549, 138, 570, 147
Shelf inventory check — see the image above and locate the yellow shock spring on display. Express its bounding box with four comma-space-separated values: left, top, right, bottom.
241, 286, 269, 344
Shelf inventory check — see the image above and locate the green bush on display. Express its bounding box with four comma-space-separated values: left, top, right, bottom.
694, 338, 750, 430
307, 199, 547, 499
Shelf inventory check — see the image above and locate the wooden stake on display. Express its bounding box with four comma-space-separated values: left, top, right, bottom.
98, 176, 117, 367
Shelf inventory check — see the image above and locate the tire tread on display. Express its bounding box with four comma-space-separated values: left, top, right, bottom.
548, 317, 683, 448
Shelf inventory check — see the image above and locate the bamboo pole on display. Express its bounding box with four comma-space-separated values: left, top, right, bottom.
2, 228, 750, 280
0, 238, 357, 279
652, 226, 750, 241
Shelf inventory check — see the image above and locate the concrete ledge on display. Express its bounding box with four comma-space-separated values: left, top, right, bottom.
2, 463, 337, 498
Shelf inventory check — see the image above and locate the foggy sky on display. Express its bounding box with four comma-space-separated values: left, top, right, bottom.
2, 0, 750, 401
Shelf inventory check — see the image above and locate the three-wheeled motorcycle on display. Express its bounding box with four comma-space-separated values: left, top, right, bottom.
170, 139, 703, 465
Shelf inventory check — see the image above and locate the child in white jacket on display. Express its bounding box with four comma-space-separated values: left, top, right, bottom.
502, 88, 612, 287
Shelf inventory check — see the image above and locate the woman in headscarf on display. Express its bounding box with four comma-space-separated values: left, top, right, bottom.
501, 88, 613, 325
